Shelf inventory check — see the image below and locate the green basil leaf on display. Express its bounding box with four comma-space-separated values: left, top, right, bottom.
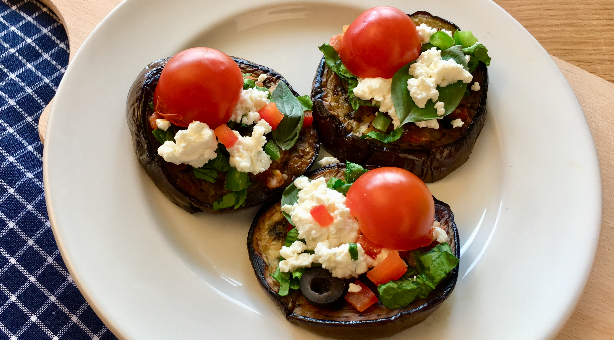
345, 161, 367, 184
429, 31, 455, 50
192, 168, 217, 183
281, 182, 300, 225
243, 78, 256, 89
271, 81, 304, 150
264, 139, 281, 161
413, 243, 459, 284
205, 149, 231, 172
463, 43, 491, 66
319, 44, 356, 79
212, 189, 247, 210
151, 128, 175, 145
225, 167, 251, 191
272, 267, 291, 296
441, 45, 468, 69
391, 62, 416, 125
326, 177, 352, 195
363, 127, 404, 143
285, 228, 299, 247
297, 95, 313, 111
290, 268, 306, 290
421, 42, 435, 52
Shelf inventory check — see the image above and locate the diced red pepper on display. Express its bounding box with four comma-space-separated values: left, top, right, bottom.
214, 124, 238, 148
258, 102, 284, 130
344, 280, 378, 312
310, 204, 334, 227
329, 33, 344, 52
357, 234, 383, 259
303, 111, 313, 127
366, 250, 407, 285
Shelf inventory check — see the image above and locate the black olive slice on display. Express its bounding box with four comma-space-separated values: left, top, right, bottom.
299, 268, 346, 308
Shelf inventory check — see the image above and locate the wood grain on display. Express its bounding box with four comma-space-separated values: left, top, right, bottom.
494, 0, 614, 83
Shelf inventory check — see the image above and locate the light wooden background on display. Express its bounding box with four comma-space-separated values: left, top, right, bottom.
38, 0, 614, 339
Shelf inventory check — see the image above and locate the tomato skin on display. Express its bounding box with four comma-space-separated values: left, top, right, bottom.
154, 47, 243, 129
339, 7, 421, 79
344, 280, 378, 312
346, 167, 434, 251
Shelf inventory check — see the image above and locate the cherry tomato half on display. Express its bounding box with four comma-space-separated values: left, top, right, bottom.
339, 7, 421, 79
154, 47, 243, 128
346, 167, 434, 251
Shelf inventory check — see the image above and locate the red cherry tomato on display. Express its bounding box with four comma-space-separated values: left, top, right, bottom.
154, 47, 243, 129
346, 167, 434, 251
339, 7, 421, 79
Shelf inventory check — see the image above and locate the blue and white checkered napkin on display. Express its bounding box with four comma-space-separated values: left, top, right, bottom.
0, 0, 117, 338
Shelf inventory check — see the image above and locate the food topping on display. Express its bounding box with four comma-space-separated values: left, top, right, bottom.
318, 7, 491, 143
153, 47, 243, 128
227, 120, 273, 174
299, 268, 346, 308
317, 156, 340, 167
230, 87, 269, 125
157, 121, 218, 168
155, 119, 171, 131
339, 6, 421, 78
272, 162, 459, 311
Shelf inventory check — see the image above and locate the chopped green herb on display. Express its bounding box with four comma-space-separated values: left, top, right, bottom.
345, 161, 367, 184
212, 189, 247, 210
285, 228, 299, 247
463, 43, 491, 66
281, 182, 300, 225
151, 128, 175, 145
429, 30, 455, 50
326, 177, 352, 195
297, 95, 313, 111
264, 140, 281, 161
192, 168, 217, 183
372, 112, 392, 132
271, 82, 304, 150
348, 243, 358, 260
363, 127, 404, 144
243, 78, 256, 89
224, 167, 251, 191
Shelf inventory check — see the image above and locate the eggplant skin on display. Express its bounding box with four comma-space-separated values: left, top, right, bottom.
247, 164, 460, 339
127, 57, 319, 213
311, 11, 488, 183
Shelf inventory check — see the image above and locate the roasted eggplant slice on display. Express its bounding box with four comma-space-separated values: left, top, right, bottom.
127, 57, 319, 213
311, 11, 488, 183
247, 164, 460, 339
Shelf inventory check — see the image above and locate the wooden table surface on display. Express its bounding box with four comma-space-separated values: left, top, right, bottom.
38, 0, 614, 339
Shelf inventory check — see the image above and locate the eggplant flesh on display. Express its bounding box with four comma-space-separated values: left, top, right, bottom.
127, 57, 319, 213
247, 164, 460, 339
310, 11, 488, 183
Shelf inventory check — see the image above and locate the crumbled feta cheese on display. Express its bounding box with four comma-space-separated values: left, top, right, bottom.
318, 157, 340, 167
255, 74, 267, 87
157, 121, 218, 168
451, 118, 464, 128
435, 101, 445, 116
279, 241, 316, 272
353, 77, 400, 128
315, 241, 369, 278
348, 282, 362, 293
416, 23, 438, 44
230, 88, 270, 125
441, 29, 453, 37
471, 82, 481, 91
281, 177, 360, 249
156, 119, 170, 131
415, 119, 440, 129
465, 55, 471, 64
227, 120, 272, 174
407, 47, 473, 108
432, 221, 449, 243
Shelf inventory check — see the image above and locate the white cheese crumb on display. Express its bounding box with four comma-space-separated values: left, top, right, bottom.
415, 119, 440, 129
435, 101, 445, 116
471, 82, 481, 91
318, 157, 340, 167
315, 241, 369, 278
353, 77, 400, 128
432, 221, 449, 243
155, 119, 170, 131
407, 48, 473, 108
281, 177, 360, 249
416, 23, 438, 44
348, 283, 362, 293
230, 88, 270, 125
451, 118, 464, 128
255, 74, 267, 87
279, 241, 316, 272
157, 121, 218, 168
465, 55, 471, 64
227, 120, 272, 174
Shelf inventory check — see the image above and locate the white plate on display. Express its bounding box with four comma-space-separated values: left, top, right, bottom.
43, 0, 602, 339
